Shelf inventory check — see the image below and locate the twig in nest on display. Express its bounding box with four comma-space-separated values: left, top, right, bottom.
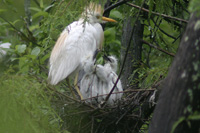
64, 109, 94, 116
47, 85, 96, 109
82, 89, 155, 102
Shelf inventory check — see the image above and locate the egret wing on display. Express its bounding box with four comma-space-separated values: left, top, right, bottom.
48, 22, 82, 85
48, 20, 99, 85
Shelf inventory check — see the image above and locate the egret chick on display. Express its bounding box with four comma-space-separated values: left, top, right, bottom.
80, 55, 101, 103
96, 56, 123, 105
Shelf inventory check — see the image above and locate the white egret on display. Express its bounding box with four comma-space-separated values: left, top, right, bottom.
48, 3, 116, 99
96, 56, 123, 105
80, 54, 123, 105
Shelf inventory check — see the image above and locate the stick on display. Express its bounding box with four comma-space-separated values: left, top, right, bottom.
142, 40, 175, 57
126, 2, 188, 23
102, 0, 147, 107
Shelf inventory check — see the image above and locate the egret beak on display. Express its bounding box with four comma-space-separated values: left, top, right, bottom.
102, 16, 117, 23
103, 55, 111, 62
93, 49, 99, 60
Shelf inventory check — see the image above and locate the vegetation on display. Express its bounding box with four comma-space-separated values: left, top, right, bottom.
0, 0, 199, 132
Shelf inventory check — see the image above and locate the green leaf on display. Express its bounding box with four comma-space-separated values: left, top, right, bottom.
0, 9, 7, 14
188, 0, 200, 13
12, 19, 20, 25
18, 57, 29, 73
26, 54, 37, 59
104, 27, 116, 43
188, 113, 200, 120
40, 0, 44, 9
31, 47, 40, 56
16, 44, 26, 54
41, 53, 50, 63
171, 117, 185, 133
32, 11, 48, 19
29, 7, 42, 12
110, 10, 123, 19
44, 4, 54, 12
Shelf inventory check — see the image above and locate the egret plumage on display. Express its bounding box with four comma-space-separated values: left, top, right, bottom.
80, 54, 123, 105
96, 56, 123, 105
80, 55, 100, 103
48, 3, 116, 99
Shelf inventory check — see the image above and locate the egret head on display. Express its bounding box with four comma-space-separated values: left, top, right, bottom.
82, 3, 117, 24
104, 56, 118, 72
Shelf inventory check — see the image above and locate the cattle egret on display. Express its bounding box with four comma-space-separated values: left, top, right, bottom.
48, 3, 116, 99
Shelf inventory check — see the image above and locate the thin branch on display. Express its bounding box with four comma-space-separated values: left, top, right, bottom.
151, 18, 177, 40
47, 85, 96, 109
64, 109, 94, 116
103, 0, 130, 16
0, 16, 40, 47
142, 40, 175, 57
126, 2, 188, 23
102, 0, 146, 107
82, 89, 155, 101
172, 34, 181, 44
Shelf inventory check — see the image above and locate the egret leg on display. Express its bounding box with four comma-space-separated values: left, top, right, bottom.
74, 73, 83, 100
66, 78, 76, 99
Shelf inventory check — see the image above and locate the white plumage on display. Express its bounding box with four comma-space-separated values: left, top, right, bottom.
0, 42, 11, 58
48, 3, 116, 86
48, 20, 101, 85
80, 55, 100, 103
96, 56, 123, 105
80, 55, 123, 105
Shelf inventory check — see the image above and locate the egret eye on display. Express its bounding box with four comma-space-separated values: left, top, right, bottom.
96, 15, 101, 19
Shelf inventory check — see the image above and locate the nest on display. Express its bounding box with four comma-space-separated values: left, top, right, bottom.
49, 83, 158, 133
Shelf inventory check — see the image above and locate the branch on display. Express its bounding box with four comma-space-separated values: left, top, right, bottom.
151, 18, 177, 40
0, 16, 40, 47
142, 40, 175, 57
103, 0, 130, 16
82, 89, 155, 102
102, 0, 146, 107
47, 85, 96, 110
126, 2, 188, 23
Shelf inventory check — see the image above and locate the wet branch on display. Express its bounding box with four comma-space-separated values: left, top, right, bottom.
126, 2, 188, 23
142, 40, 175, 57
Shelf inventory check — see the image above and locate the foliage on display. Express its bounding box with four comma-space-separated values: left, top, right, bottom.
188, 0, 200, 13
171, 112, 200, 133
0, 0, 195, 132
0, 74, 60, 133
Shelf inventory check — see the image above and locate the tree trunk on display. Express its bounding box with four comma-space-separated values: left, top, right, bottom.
121, 17, 144, 89
148, 12, 200, 133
